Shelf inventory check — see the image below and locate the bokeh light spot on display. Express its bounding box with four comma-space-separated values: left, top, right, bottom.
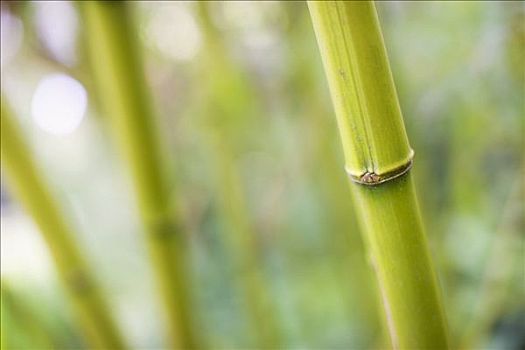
31, 73, 87, 135
34, 1, 78, 66
0, 9, 24, 67
145, 4, 202, 62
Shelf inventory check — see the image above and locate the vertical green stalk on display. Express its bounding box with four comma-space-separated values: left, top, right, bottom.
196, 4, 284, 347
0, 101, 126, 349
80, 2, 196, 348
307, 1, 449, 349
207, 130, 283, 348
459, 174, 524, 350
1, 286, 8, 350
1, 281, 56, 349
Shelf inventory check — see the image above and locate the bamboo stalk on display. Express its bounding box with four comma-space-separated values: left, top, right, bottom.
1, 289, 8, 350
0, 100, 126, 349
80, 2, 197, 348
196, 4, 284, 347
307, 1, 449, 348
459, 174, 523, 350
206, 129, 283, 348
0, 281, 56, 349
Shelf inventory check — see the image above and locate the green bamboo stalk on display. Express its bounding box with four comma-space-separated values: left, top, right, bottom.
459, 174, 523, 350
0, 281, 56, 349
207, 129, 283, 348
0, 100, 126, 349
1, 289, 8, 350
80, 2, 197, 348
195, 4, 284, 347
307, 1, 449, 349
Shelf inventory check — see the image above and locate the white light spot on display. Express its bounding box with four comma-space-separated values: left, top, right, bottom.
34, 1, 78, 66
145, 4, 202, 62
31, 74, 87, 135
219, 1, 284, 31
0, 10, 24, 67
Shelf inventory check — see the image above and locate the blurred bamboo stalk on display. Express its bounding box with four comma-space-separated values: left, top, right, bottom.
0, 100, 126, 349
196, 3, 284, 347
80, 2, 197, 348
1, 289, 7, 350
308, 1, 449, 348
459, 173, 524, 350
207, 130, 283, 348
0, 281, 56, 350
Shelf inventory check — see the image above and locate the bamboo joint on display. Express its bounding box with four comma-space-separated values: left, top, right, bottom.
346, 149, 415, 186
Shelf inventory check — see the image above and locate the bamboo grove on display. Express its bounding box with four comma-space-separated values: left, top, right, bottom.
1, 1, 523, 349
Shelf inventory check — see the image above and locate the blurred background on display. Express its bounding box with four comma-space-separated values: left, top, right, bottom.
1, 1, 523, 349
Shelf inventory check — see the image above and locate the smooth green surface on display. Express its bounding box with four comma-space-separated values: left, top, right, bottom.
308, 1, 449, 348
0, 101, 126, 349
80, 2, 196, 348
307, 1, 412, 177
351, 174, 449, 349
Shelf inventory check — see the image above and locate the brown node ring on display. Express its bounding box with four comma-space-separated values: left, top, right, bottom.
347, 152, 414, 186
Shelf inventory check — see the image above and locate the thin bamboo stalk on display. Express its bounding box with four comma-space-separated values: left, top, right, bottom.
0, 101, 126, 349
0, 281, 56, 349
196, 4, 284, 347
459, 174, 523, 350
80, 2, 197, 348
307, 1, 449, 348
207, 129, 283, 348
1, 289, 8, 350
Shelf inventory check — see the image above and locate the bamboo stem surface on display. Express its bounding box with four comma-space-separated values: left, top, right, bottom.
80, 2, 196, 348
1, 101, 126, 349
308, 2, 449, 348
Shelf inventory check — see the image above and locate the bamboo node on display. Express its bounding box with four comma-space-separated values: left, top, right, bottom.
346, 151, 414, 186
148, 216, 181, 240
66, 270, 93, 295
